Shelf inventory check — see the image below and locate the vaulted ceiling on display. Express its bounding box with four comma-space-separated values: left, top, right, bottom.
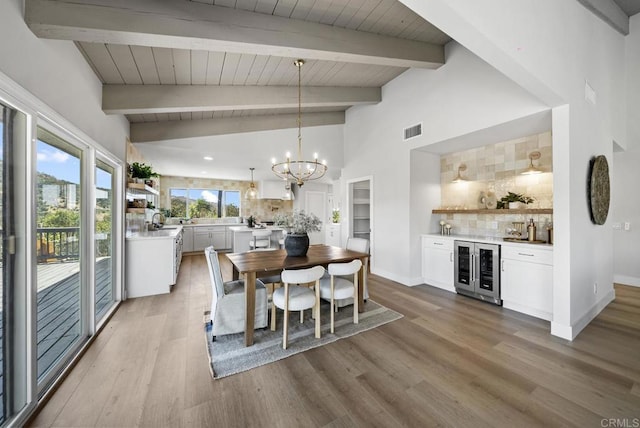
24, 0, 454, 181
24, 0, 636, 181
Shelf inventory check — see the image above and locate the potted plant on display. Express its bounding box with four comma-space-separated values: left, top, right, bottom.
129, 162, 158, 184
498, 192, 535, 209
331, 208, 340, 223
275, 210, 322, 256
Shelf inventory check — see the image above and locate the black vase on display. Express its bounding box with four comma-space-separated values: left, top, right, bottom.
284, 233, 309, 257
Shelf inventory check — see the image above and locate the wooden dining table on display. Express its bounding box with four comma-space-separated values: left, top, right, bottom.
226, 244, 369, 346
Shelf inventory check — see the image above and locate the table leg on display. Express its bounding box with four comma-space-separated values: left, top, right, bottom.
232, 265, 239, 281
244, 271, 256, 346
357, 257, 367, 313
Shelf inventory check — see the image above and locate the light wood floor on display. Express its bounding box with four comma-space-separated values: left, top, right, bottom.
29, 253, 640, 427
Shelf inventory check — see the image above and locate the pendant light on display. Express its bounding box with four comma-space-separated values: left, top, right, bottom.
271, 59, 327, 186
282, 181, 295, 200
244, 167, 258, 200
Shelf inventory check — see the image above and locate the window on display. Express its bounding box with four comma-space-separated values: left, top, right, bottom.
169, 188, 240, 218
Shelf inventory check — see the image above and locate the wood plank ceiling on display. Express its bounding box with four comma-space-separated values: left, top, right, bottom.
25, 0, 451, 180
27, 0, 450, 127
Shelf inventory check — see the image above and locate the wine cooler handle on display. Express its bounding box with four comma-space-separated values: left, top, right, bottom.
501, 259, 505, 272
471, 254, 475, 281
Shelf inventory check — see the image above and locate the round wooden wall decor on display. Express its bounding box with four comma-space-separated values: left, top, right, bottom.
588, 155, 610, 225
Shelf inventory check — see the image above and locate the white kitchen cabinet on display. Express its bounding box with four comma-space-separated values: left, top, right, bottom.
182, 226, 194, 252
501, 245, 553, 321
325, 223, 341, 247
422, 236, 455, 292
126, 228, 183, 298
193, 225, 230, 251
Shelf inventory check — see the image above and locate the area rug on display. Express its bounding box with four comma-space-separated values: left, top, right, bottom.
204, 300, 402, 379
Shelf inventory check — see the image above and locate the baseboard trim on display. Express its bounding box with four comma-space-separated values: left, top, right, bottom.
551, 287, 616, 341
371, 268, 416, 286
613, 275, 640, 287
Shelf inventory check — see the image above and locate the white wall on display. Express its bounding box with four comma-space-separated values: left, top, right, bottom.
611, 14, 640, 287
342, 41, 550, 285
409, 150, 441, 284
0, 0, 129, 160
625, 14, 640, 151
612, 148, 640, 286
401, 0, 627, 339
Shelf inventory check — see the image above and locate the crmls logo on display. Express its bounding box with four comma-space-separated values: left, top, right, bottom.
601, 418, 640, 428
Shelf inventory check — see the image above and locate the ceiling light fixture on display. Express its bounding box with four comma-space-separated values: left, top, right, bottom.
282, 181, 295, 201
271, 59, 327, 186
244, 167, 258, 200
203, 156, 213, 161
522, 151, 542, 175
452, 164, 467, 183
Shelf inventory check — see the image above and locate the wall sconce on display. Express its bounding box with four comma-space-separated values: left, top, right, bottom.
452, 164, 467, 183
522, 151, 542, 175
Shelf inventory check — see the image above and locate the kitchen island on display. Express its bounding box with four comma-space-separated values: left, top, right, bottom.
126, 226, 183, 298
229, 226, 284, 253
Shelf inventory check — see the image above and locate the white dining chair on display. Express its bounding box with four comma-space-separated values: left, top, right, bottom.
319, 259, 362, 333
323, 237, 370, 309
271, 265, 325, 349
249, 229, 272, 250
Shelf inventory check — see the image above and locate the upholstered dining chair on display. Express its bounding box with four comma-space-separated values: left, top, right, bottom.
249, 229, 272, 250
205, 246, 268, 340
319, 259, 362, 333
325, 237, 370, 308
271, 265, 325, 349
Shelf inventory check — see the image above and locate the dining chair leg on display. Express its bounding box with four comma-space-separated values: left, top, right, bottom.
314, 278, 321, 339
283, 283, 289, 350
330, 276, 335, 334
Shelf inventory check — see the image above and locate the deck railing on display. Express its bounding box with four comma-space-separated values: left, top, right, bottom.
36, 227, 80, 263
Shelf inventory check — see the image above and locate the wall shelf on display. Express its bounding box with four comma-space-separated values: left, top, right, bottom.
126, 182, 159, 196
433, 208, 553, 215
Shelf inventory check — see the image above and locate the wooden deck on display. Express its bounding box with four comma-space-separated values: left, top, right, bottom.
0, 257, 113, 419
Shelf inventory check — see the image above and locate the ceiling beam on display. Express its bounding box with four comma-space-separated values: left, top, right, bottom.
576, 0, 629, 35
103, 85, 381, 115
130, 112, 345, 143
25, 0, 445, 69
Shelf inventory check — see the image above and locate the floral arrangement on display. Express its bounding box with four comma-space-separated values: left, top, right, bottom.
274, 210, 322, 234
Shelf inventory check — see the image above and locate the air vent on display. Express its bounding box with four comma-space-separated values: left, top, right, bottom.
403, 123, 422, 141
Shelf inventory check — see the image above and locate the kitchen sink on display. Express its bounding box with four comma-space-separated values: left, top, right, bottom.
502, 237, 548, 244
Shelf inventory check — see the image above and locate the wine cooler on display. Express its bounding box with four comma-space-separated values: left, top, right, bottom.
454, 241, 501, 305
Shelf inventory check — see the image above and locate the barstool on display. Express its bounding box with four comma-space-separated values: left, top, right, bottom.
249, 229, 272, 250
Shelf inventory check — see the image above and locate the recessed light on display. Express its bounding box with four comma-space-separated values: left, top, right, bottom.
203, 156, 213, 161
201, 171, 207, 174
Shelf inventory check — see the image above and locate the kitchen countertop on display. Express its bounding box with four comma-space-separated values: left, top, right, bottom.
228, 226, 284, 232
126, 225, 183, 240
423, 233, 553, 250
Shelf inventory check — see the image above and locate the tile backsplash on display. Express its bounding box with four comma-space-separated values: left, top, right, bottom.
438, 131, 553, 239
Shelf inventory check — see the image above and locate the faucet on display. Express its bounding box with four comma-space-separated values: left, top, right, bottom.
151, 212, 164, 230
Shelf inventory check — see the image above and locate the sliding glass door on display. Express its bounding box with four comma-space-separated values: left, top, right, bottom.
95, 159, 115, 323
1, 100, 29, 424
35, 127, 85, 386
